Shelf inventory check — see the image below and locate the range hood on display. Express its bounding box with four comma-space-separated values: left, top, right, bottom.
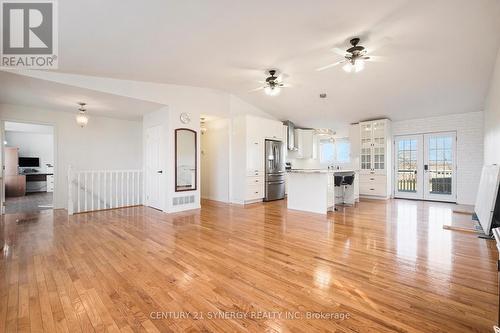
283, 120, 298, 151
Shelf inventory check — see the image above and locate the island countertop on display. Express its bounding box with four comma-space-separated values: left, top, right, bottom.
287, 169, 355, 174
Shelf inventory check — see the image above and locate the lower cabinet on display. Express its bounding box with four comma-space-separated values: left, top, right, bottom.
359, 174, 388, 198
47, 175, 54, 192
245, 172, 264, 202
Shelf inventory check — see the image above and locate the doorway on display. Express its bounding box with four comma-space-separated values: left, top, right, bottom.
2, 121, 55, 214
394, 131, 456, 202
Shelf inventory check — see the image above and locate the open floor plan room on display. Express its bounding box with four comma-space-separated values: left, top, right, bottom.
1, 0, 500, 332
1, 200, 498, 332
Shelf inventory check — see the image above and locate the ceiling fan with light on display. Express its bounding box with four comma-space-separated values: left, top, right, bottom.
317, 38, 376, 73
250, 69, 290, 96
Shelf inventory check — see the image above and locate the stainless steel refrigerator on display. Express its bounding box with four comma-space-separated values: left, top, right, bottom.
264, 139, 286, 201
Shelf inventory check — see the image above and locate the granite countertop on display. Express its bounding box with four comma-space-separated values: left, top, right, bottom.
287, 169, 356, 174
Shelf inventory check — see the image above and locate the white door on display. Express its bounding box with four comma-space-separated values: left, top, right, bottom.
394, 135, 424, 199
423, 132, 456, 202
394, 132, 456, 202
145, 126, 162, 210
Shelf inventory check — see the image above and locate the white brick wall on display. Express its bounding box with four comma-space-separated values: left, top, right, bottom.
392, 111, 484, 205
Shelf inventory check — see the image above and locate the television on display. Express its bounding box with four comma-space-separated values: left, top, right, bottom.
19, 157, 40, 167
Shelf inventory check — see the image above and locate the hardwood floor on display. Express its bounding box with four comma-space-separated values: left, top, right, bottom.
0, 199, 498, 332
5, 192, 53, 214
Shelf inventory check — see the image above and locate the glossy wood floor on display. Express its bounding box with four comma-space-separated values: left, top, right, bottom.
0, 199, 498, 332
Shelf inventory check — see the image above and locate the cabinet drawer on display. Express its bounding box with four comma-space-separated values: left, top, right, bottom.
360, 174, 386, 185
247, 176, 264, 186
247, 170, 264, 177
360, 183, 387, 196
246, 184, 263, 200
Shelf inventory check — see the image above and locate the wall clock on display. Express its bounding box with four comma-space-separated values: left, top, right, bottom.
180, 112, 191, 124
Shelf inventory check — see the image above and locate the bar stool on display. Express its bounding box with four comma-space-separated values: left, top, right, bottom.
334, 175, 343, 211
340, 175, 355, 206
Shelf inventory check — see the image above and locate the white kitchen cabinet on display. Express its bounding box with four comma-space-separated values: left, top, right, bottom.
358, 119, 392, 199
294, 129, 315, 159
231, 115, 283, 204
247, 138, 264, 174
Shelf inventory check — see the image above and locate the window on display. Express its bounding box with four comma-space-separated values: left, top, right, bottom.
319, 139, 335, 164
319, 137, 351, 165
336, 139, 351, 164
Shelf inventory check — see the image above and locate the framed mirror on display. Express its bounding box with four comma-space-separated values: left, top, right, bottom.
175, 128, 197, 192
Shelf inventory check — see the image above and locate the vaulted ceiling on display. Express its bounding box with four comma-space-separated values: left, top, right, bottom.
2, 0, 500, 128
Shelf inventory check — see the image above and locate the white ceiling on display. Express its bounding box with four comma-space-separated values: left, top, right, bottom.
0, 71, 165, 120
2, 0, 500, 128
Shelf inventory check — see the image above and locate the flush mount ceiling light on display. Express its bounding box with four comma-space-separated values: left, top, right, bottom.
76, 102, 89, 127
249, 69, 290, 96
316, 37, 379, 73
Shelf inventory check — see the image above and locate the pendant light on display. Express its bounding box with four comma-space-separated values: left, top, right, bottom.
76, 102, 89, 127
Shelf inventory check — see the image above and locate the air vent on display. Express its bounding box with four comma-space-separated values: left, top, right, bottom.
173, 195, 195, 206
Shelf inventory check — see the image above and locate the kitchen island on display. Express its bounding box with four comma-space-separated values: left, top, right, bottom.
287, 169, 358, 214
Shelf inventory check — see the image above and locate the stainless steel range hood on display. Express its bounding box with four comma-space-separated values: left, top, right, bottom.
283, 120, 297, 151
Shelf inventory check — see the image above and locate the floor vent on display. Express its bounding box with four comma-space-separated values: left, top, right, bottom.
173, 195, 195, 206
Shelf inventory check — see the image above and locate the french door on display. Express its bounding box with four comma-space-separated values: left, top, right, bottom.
394, 132, 456, 202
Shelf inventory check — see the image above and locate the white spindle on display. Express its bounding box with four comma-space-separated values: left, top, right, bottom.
98, 172, 101, 211
115, 171, 118, 208
91, 172, 94, 211
121, 171, 124, 207
85, 172, 88, 212
126, 172, 130, 206
68, 166, 74, 215
132, 172, 135, 205
77, 173, 81, 213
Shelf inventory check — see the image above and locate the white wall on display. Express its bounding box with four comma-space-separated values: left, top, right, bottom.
201, 118, 230, 202
0, 104, 143, 209
5, 131, 54, 172
392, 111, 484, 205
11, 71, 278, 209
143, 106, 201, 213
484, 49, 500, 165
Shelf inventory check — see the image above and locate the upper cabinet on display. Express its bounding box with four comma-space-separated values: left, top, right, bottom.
357, 119, 392, 199
294, 129, 315, 159
246, 116, 283, 142
359, 119, 391, 175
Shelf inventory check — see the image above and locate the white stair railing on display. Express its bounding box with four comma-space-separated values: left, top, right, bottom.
68, 166, 143, 215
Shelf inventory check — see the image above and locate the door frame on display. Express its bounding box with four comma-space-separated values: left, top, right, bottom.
393, 131, 457, 203
1, 119, 58, 214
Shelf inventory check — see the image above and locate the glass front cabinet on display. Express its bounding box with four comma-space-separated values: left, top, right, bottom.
358, 119, 392, 198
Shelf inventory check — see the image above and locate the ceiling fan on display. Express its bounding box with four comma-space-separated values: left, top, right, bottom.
250, 69, 290, 96
317, 38, 375, 73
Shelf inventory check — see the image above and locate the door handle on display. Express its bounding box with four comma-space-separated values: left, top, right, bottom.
157, 170, 163, 174
424, 165, 428, 171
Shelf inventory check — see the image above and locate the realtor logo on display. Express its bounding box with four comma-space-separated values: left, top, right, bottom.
1, 0, 58, 69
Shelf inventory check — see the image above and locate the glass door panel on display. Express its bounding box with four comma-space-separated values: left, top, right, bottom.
360, 123, 372, 147
361, 147, 371, 171
373, 146, 385, 171
394, 132, 456, 202
394, 135, 423, 199
372, 121, 385, 146
424, 132, 456, 202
